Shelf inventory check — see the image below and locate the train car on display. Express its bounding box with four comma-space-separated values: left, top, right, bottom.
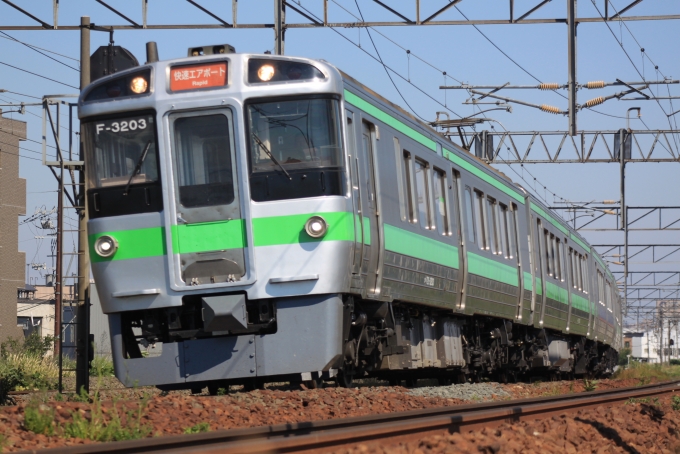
79, 44, 621, 391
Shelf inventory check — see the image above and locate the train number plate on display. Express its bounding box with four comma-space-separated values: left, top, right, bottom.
170, 62, 227, 91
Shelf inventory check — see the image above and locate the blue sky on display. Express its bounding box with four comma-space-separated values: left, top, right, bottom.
0, 1, 678, 317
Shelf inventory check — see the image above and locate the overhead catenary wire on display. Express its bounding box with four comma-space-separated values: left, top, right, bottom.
0, 31, 80, 72
0, 60, 78, 89
291, 1, 463, 120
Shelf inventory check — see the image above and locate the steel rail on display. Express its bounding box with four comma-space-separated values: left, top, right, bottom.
29, 380, 680, 454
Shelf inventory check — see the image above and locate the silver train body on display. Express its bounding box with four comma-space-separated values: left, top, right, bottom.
79, 51, 622, 390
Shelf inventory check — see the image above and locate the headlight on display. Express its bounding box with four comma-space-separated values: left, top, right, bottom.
304, 216, 328, 238
94, 235, 118, 258
129, 76, 148, 94
257, 64, 275, 82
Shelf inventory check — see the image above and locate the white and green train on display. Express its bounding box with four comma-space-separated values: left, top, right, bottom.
79, 44, 621, 392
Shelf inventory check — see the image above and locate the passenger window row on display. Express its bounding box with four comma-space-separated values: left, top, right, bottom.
597, 270, 613, 312
463, 186, 517, 260
569, 248, 588, 294
394, 140, 452, 236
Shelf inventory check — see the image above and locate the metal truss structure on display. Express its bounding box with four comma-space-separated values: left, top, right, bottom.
1, 0, 678, 31
449, 130, 680, 164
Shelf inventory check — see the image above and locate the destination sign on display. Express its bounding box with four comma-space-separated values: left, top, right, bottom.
170, 62, 227, 91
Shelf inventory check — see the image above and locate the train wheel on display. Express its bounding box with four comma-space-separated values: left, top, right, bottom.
388, 378, 401, 387
303, 377, 324, 389
405, 378, 417, 388
336, 369, 354, 388
437, 377, 452, 386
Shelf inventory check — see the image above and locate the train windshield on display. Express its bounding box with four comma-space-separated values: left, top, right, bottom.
83, 113, 158, 189
247, 97, 344, 201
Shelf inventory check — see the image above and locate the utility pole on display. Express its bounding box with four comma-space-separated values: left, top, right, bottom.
660, 306, 664, 364
274, 0, 285, 55
567, 0, 578, 136
75, 15, 91, 395
53, 152, 63, 357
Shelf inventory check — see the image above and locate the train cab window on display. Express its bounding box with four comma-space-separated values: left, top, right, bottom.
84, 113, 159, 189
394, 138, 408, 221
247, 97, 343, 201
432, 168, 449, 235
464, 187, 475, 243
414, 159, 431, 229
173, 114, 234, 208
474, 190, 487, 249
486, 197, 499, 254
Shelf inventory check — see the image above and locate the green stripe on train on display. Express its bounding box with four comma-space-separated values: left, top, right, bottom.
344, 90, 437, 151
89, 227, 167, 263
442, 149, 524, 203
531, 202, 569, 235
467, 253, 518, 287
343, 89, 524, 204
171, 220, 246, 254
545, 281, 569, 305
251, 212, 355, 246
384, 224, 458, 268
571, 292, 592, 314
570, 233, 591, 252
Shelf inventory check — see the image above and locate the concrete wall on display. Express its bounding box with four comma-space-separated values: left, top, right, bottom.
0, 110, 27, 343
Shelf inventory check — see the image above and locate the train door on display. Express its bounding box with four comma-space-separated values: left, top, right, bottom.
345, 110, 363, 277
360, 121, 382, 296
451, 169, 467, 310
509, 204, 523, 319
535, 218, 548, 325
168, 109, 247, 288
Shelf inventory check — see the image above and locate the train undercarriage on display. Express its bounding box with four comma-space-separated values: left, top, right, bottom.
118, 293, 617, 391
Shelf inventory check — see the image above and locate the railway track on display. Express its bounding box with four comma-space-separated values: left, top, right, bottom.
29, 380, 680, 454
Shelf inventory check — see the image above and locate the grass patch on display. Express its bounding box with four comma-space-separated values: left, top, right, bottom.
614, 362, 680, 385
183, 422, 210, 434
90, 356, 115, 377
23, 398, 55, 435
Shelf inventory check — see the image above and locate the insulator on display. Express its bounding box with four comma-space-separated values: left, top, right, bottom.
540, 104, 561, 114
584, 97, 605, 107
585, 81, 605, 89
539, 83, 560, 90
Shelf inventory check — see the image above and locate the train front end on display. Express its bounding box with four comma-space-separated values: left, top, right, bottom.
79, 49, 352, 390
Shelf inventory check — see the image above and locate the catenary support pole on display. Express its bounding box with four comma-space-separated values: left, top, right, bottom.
76, 15, 91, 395
274, 0, 285, 55
567, 0, 577, 136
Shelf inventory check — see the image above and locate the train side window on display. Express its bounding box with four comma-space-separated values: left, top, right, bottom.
474, 190, 487, 249
486, 197, 499, 254
544, 230, 552, 277
535, 219, 543, 275
605, 280, 612, 311
464, 187, 476, 243
414, 158, 431, 230
508, 204, 518, 260
577, 254, 584, 291
393, 138, 407, 222
432, 168, 449, 235
498, 204, 509, 258
597, 271, 604, 305
450, 170, 460, 234
582, 255, 589, 294
403, 151, 415, 222
555, 238, 563, 281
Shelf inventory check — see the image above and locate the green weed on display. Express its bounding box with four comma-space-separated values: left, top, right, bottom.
183, 422, 211, 434
672, 395, 680, 411
583, 377, 598, 392
626, 397, 650, 405
90, 356, 115, 377
23, 400, 54, 435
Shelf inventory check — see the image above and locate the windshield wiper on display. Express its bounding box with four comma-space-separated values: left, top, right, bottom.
251, 132, 291, 180
123, 140, 152, 195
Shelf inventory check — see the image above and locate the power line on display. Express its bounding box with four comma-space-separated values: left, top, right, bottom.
0, 60, 78, 89
0, 31, 79, 72
0, 33, 79, 61
452, 3, 628, 120
292, 2, 463, 120
353, 0, 429, 122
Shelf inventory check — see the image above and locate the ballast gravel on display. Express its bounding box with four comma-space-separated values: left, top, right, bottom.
408, 382, 511, 401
